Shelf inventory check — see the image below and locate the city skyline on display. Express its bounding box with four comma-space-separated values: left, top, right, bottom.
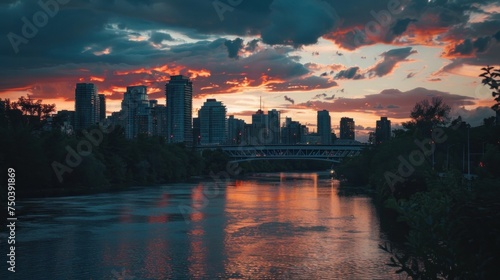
1, 1, 499, 142
69, 80, 368, 144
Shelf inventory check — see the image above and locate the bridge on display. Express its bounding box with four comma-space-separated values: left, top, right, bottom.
197, 144, 365, 163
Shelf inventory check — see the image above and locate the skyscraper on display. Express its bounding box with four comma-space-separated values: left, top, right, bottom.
150, 101, 167, 138
227, 115, 246, 145
375, 117, 391, 144
74, 83, 98, 131
268, 109, 281, 144
122, 85, 151, 139
340, 117, 355, 140
98, 94, 106, 122
199, 99, 226, 145
317, 110, 332, 144
281, 117, 307, 144
252, 109, 268, 144
166, 75, 193, 144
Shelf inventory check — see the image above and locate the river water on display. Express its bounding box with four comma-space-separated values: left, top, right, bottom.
6, 173, 404, 279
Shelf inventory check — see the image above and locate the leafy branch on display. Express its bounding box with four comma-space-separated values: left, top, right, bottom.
479, 65, 500, 112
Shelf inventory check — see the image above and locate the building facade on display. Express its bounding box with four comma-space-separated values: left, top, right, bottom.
166, 75, 193, 144
340, 117, 355, 140
227, 115, 246, 145
75, 83, 99, 131
98, 94, 106, 122
375, 116, 391, 144
281, 117, 307, 144
121, 85, 151, 139
251, 109, 268, 145
199, 99, 226, 145
317, 110, 332, 144
268, 109, 281, 144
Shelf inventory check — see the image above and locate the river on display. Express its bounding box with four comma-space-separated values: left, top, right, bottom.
6, 172, 404, 279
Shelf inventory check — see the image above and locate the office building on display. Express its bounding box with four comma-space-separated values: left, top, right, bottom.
268, 109, 281, 144
252, 109, 269, 144
98, 94, 106, 122
75, 83, 98, 131
227, 115, 246, 145
199, 99, 226, 145
317, 110, 332, 144
340, 117, 355, 140
166, 75, 193, 144
281, 117, 307, 144
375, 117, 391, 144
150, 101, 167, 138
121, 85, 151, 139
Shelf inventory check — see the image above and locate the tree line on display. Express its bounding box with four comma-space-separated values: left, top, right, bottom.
0, 96, 232, 198
336, 66, 500, 279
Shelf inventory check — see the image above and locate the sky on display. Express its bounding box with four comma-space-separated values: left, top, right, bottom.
1, 0, 499, 142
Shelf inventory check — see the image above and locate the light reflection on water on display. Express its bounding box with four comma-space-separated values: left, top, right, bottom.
9, 173, 404, 279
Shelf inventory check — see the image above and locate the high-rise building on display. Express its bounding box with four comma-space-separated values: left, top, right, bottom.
340, 117, 355, 140
75, 83, 98, 131
199, 99, 226, 145
150, 100, 167, 138
227, 115, 246, 145
122, 85, 151, 139
268, 109, 281, 144
317, 110, 332, 144
166, 75, 193, 144
98, 94, 106, 122
375, 117, 391, 144
252, 109, 269, 144
281, 117, 307, 144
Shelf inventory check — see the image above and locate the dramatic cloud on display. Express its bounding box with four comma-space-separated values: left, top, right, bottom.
451, 106, 496, 127
1, 0, 498, 126
367, 47, 417, 77
391, 18, 418, 36
224, 38, 244, 58
334, 67, 363, 80
292, 87, 476, 119
149, 32, 174, 44
261, 0, 340, 47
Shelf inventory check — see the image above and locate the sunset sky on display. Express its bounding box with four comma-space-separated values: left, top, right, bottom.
1, 0, 499, 141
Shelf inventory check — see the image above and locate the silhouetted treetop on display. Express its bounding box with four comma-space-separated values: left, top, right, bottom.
479, 65, 500, 112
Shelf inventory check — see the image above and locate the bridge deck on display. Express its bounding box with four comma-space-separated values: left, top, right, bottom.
197, 144, 365, 163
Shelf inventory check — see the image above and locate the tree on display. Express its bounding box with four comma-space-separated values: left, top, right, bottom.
479, 65, 500, 112
14, 95, 55, 120
403, 97, 451, 136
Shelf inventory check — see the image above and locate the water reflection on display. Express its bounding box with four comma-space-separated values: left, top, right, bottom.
11, 173, 402, 279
